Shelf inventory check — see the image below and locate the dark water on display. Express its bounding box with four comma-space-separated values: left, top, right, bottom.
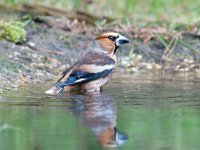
1, 73, 200, 150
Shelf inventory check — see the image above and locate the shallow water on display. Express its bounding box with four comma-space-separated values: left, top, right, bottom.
1, 73, 200, 150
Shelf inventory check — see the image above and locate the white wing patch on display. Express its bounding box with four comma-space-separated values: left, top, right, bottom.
94, 64, 115, 72
72, 64, 114, 84
74, 78, 87, 83
79, 64, 115, 73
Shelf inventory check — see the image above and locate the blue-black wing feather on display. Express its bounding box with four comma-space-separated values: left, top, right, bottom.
55, 69, 113, 88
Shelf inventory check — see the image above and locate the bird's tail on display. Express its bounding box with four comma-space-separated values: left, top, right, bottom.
44, 86, 63, 95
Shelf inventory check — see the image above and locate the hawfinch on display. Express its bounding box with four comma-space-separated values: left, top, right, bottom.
45, 32, 129, 94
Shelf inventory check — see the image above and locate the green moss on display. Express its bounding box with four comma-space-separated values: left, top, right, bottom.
0, 20, 26, 43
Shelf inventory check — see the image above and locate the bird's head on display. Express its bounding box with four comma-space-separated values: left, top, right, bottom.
94, 32, 129, 55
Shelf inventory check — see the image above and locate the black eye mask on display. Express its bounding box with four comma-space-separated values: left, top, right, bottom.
108, 35, 119, 42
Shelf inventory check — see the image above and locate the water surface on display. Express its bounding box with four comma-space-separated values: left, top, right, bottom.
1, 73, 200, 150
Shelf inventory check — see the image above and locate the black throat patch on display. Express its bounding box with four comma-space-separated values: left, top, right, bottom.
114, 44, 119, 54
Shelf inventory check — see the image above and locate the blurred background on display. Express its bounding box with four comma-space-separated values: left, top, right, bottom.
1, 0, 200, 24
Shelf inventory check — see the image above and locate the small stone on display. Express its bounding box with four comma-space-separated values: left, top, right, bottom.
136, 55, 142, 60
27, 41, 35, 47
14, 51, 20, 56
131, 68, 138, 73
36, 71, 45, 76
179, 67, 190, 72
11, 84, 19, 88
146, 64, 153, 70
184, 59, 194, 64
32, 54, 38, 58
154, 64, 162, 70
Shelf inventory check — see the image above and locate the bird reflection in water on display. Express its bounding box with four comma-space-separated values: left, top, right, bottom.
68, 92, 128, 147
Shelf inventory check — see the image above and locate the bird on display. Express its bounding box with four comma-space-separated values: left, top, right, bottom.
45, 32, 129, 95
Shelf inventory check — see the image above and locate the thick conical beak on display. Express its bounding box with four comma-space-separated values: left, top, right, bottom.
116, 34, 130, 46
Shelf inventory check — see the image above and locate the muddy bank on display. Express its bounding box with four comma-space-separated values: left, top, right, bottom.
0, 11, 200, 92
0, 15, 95, 92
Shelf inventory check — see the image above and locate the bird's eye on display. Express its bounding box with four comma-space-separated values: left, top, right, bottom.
108, 36, 117, 42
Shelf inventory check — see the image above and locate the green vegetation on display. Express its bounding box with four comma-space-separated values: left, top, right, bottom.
0, 20, 26, 43
3, 0, 200, 24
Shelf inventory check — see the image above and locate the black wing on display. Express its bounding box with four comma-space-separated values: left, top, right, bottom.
55, 69, 113, 88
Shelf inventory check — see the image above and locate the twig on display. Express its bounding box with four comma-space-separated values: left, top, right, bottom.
167, 36, 178, 56
26, 43, 64, 56
164, 35, 177, 55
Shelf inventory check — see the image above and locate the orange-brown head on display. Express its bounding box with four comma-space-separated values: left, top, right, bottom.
94, 32, 129, 55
